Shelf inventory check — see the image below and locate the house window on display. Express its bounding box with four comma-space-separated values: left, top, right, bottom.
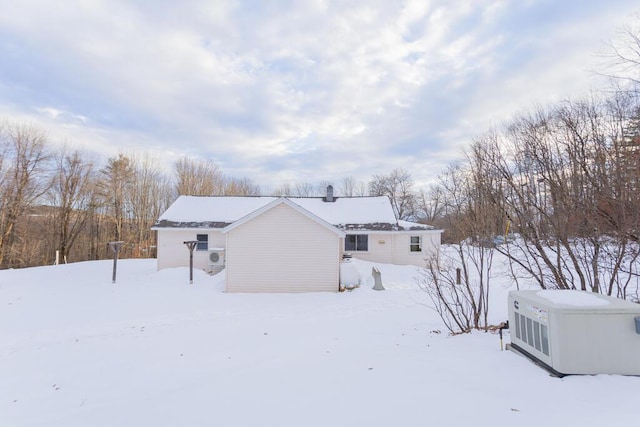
345, 234, 368, 251
196, 234, 208, 251
410, 236, 422, 252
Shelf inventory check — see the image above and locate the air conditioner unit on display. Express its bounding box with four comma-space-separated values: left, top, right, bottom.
208, 248, 225, 266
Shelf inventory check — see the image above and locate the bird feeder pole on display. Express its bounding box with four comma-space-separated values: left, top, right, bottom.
183, 241, 198, 284
107, 241, 125, 284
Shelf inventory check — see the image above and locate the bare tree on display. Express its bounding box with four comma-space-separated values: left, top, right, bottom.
340, 176, 357, 197
272, 182, 292, 197
293, 181, 315, 197
272, 181, 316, 197
224, 177, 261, 195
599, 16, 640, 86
368, 168, 416, 220
419, 159, 495, 333
98, 154, 135, 242
353, 180, 368, 196
0, 122, 52, 268
128, 152, 173, 257
174, 157, 225, 196
339, 176, 368, 197
415, 185, 446, 224
47, 146, 96, 262
470, 97, 640, 297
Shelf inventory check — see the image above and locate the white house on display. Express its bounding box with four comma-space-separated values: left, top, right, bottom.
152, 187, 442, 292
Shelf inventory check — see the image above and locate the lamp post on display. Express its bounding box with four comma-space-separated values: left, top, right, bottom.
107, 241, 125, 284
183, 240, 198, 284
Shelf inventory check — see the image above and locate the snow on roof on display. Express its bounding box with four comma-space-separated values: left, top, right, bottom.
398, 219, 433, 230
155, 195, 400, 228
158, 196, 278, 223
293, 196, 396, 225
537, 290, 610, 307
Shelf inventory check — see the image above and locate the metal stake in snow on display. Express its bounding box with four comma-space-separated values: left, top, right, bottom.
183, 241, 198, 284
108, 241, 125, 284
498, 321, 509, 351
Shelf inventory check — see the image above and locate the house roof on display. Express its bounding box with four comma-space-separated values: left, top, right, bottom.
152, 195, 435, 231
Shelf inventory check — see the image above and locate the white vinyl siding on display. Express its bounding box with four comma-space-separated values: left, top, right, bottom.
156, 229, 225, 271
225, 203, 340, 292
157, 228, 441, 272
341, 233, 393, 264
342, 230, 441, 267
391, 231, 441, 266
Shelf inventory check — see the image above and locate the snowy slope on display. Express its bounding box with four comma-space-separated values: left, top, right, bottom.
1, 258, 638, 427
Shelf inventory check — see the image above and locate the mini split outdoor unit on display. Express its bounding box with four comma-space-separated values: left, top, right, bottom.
508, 290, 640, 376
208, 248, 225, 272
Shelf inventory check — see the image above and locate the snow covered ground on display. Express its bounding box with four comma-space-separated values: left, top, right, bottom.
1, 257, 638, 427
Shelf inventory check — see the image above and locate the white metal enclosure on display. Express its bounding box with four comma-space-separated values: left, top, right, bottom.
508, 290, 640, 376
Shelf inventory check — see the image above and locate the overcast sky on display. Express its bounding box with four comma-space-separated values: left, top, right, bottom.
0, 0, 638, 191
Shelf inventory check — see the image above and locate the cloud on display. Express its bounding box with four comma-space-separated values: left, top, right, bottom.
0, 0, 637, 189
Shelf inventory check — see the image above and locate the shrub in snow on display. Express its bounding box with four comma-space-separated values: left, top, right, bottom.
419, 243, 493, 334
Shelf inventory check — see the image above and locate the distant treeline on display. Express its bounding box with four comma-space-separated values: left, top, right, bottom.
0, 121, 435, 268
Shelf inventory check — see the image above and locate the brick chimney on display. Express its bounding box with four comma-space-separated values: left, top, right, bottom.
325, 185, 335, 202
